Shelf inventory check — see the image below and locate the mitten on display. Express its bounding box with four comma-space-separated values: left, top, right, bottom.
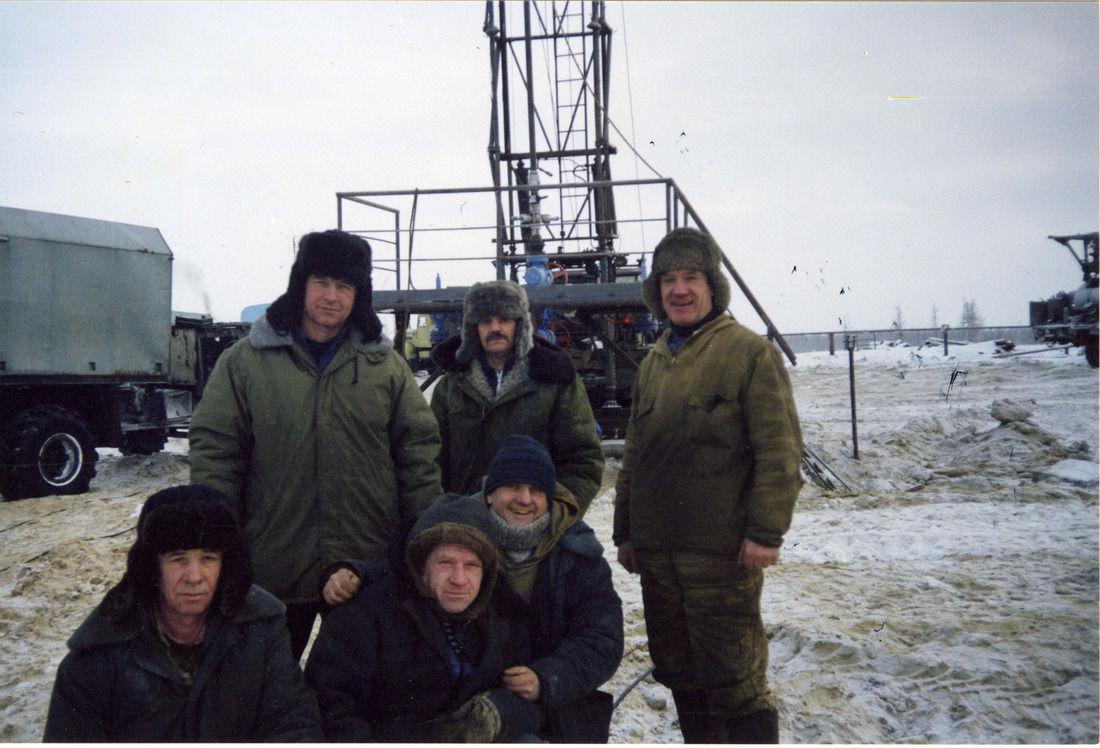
432, 693, 502, 743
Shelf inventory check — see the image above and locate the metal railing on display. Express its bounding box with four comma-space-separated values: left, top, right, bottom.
781, 326, 1037, 355
336, 177, 797, 363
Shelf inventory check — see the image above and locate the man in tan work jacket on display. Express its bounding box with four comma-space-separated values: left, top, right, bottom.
614, 226, 803, 743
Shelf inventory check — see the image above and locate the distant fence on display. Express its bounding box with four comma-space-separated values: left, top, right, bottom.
779, 326, 1036, 355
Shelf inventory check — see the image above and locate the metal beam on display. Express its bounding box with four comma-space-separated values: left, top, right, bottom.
372, 282, 647, 315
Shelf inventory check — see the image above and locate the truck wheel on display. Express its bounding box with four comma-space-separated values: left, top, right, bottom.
120, 429, 168, 456
1086, 338, 1099, 368
0, 406, 98, 500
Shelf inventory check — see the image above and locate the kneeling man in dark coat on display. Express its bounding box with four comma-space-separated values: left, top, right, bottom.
304, 493, 541, 742
480, 434, 624, 742
43, 485, 322, 741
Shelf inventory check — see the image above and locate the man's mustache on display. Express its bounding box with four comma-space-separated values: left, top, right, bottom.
486, 332, 510, 342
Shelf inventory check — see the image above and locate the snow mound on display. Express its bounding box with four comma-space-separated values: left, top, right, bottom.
1033, 459, 1100, 489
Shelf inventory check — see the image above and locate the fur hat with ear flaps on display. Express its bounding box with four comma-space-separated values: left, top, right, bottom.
641, 227, 732, 321
405, 494, 500, 619
454, 280, 534, 365
264, 230, 383, 341
100, 485, 253, 621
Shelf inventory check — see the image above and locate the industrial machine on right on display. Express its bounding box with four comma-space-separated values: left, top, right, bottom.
1029, 231, 1099, 367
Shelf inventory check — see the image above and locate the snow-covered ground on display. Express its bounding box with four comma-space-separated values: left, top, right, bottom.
0, 340, 1096, 742
603, 341, 1098, 743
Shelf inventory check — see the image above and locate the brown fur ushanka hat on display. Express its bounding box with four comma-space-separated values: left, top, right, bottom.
641, 227, 732, 321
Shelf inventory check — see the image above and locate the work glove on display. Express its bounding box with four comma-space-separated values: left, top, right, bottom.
432, 692, 502, 743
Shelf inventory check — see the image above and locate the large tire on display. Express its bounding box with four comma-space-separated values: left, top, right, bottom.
1085, 337, 1099, 368
120, 428, 168, 456
0, 406, 98, 500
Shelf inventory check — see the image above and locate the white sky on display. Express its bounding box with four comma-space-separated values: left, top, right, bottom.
2, 1, 1097, 334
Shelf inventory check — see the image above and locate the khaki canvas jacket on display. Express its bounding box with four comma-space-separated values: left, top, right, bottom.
614, 314, 803, 554
189, 315, 442, 604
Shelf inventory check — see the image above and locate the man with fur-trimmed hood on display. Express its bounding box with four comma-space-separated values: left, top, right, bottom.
43, 485, 321, 741
614, 227, 804, 743
429, 280, 603, 515
304, 493, 542, 742
189, 230, 442, 660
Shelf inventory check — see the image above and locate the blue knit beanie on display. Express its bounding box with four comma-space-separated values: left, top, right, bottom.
484, 435, 556, 498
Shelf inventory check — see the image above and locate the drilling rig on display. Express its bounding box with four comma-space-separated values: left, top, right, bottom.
339, 1, 795, 436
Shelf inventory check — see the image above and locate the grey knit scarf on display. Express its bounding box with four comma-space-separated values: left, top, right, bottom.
488, 510, 550, 567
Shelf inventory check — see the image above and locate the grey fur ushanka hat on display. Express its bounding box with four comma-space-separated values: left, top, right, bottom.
641, 227, 732, 321
454, 280, 535, 364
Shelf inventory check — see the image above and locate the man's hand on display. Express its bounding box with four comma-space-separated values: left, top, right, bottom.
322, 567, 361, 605
503, 666, 541, 701
617, 541, 638, 574
738, 538, 780, 570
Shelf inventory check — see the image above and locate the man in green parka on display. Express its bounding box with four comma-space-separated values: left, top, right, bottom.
429, 280, 603, 516
614, 227, 803, 743
189, 230, 442, 660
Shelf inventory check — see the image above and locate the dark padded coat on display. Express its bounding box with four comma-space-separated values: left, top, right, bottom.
492, 515, 624, 743
430, 334, 603, 515
304, 502, 539, 742
43, 586, 321, 742
306, 573, 511, 741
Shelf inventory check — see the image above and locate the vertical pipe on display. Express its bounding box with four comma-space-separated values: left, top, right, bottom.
499, 0, 511, 158
495, 0, 511, 279
393, 210, 404, 357
591, 2, 605, 151
393, 212, 401, 291
847, 334, 859, 460
523, 2, 537, 168
603, 314, 616, 410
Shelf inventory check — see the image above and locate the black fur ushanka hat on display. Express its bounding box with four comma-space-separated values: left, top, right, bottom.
265, 230, 383, 341
101, 485, 252, 620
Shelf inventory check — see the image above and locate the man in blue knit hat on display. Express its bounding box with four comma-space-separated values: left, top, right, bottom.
479, 434, 623, 743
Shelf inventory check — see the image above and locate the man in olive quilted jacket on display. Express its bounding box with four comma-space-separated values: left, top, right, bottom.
614, 227, 803, 744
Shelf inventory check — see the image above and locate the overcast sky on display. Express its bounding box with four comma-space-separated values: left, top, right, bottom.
2, 1, 1097, 335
